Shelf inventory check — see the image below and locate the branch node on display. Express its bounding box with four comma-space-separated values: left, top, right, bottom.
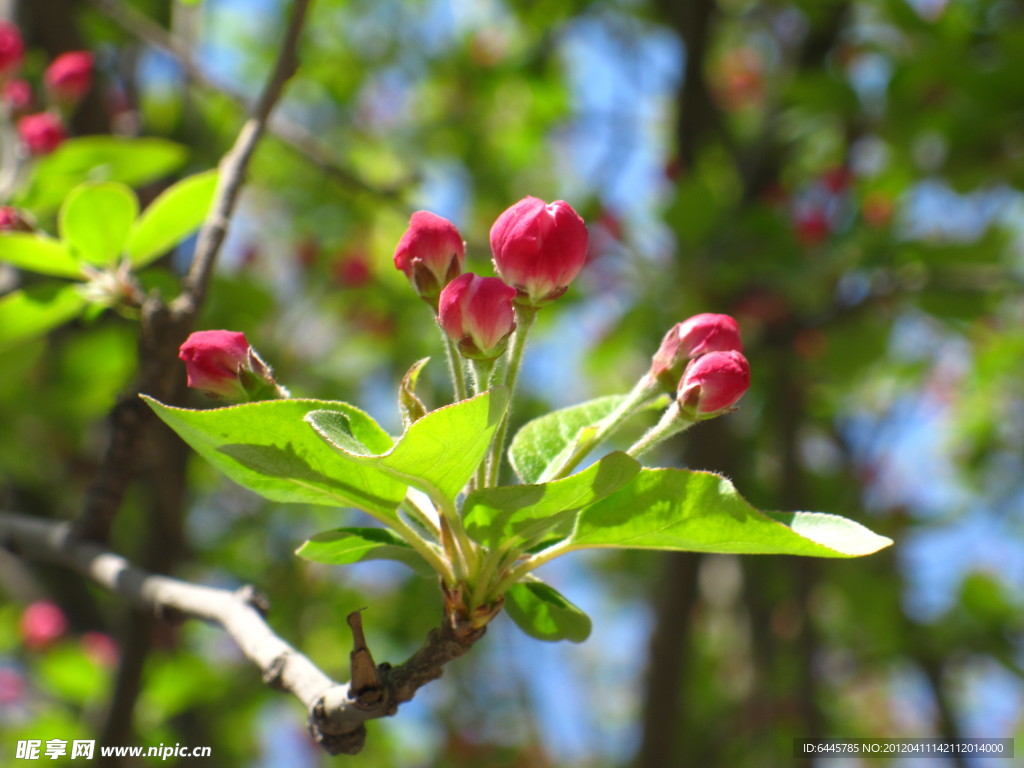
347, 610, 383, 707
236, 584, 271, 616
262, 653, 288, 690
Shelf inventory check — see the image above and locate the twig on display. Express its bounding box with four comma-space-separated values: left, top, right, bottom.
72, 0, 311, 544
0, 510, 484, 756
173, 0, 312, 315
87, 0, 404, 200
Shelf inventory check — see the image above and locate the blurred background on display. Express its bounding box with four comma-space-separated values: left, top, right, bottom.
1, 0, 1023, 765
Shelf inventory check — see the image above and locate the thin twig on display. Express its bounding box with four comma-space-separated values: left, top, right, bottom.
0, 510, 484, 756
87, 0, 404, 200
73, 0, 312, 544
173, 0, 312, 315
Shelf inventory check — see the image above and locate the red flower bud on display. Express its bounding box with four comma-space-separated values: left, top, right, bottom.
0, 23, 24, 77
490, 196, 588, 307
394, 211, 465, 307
678, 350, 750, 416
0, 206, 32, 232
2, 78, 32, 113
20, 600, 67, 650
438, 273, 517, 361
17, 112, 65, 156
44, 51, 93, 106
178, 330, 281, 401
649, 313, 743, 392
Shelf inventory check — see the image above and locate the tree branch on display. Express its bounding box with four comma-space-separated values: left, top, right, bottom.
0, 510, 484, 756
72, 0, 311, 544
86, 0, 404, 200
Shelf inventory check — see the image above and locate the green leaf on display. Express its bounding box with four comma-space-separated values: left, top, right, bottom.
398, 357, 429, 428
307, 388, 509, 504
126, 170, 219, 267
509, 395, 627, 484
16, 137, 187, 214
504, 580, 592, 643
0, 233, 85, 278
296, 527, 433, 576
143, 397, 406, 522
0, 282, 87, 350
60, 182, 139, 265
463, 451, 641, 550
568, 468, 893, 558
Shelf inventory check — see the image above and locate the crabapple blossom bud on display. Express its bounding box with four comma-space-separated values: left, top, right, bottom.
0, 206, 32, 232
490, 196, 588, 307
2, 78, 32, 113
393, 211, 465, 307
17, 112, 65, 155
0, 23, 23, 78
20, 600, 67, 650
649, 313, 743, 392
678, 350, 750, 417
178, 330, 283, 401
44, 51, 93, 106
438, 273, 517, 361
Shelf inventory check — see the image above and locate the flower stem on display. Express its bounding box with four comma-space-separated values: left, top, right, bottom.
469, 358, 497, 491
625, 401, 696, 459
541, 376, 660, 482
486, 306, 537, 486
440, 326, 468, 403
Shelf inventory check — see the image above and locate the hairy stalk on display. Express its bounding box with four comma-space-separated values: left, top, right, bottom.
491, 540, 573, 596
390, 516, 452, 584
486, 306, 537, 486
468, 358, 497, 492
626, 402, 696, 459
440, 328, 468, 403
542, 376, 660, 482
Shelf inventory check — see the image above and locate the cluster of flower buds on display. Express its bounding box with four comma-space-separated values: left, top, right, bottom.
0, 205, 33, 232
178, 330, 287, 402
393, 196, 589, 362
0, 22, 94, 157
649, 313, 750, 418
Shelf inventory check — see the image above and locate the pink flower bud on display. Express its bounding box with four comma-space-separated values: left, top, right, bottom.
82, 632, 119, 667
0, 23, 24, 77
678, 350, 750, 416
438, 273, 517, 360
17, 112, 65, 156
2, 78, 32, 113
44, 51, 93, 106
0, 667, 25, 705
178, 330, 280, 401
490, 196, 588, 307
649, 313, 743, 392
20, 600, 67, 650
393, 211, 465, 307
0, 206, 32, 232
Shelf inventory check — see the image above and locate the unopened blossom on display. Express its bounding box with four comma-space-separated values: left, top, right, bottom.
0, 23, 23, 77
20, 600, 67, 650
393, 211, 465, 307
649, 313, 743, 392
178, 330, 282, 401
678, 350, 750, 417
490, 196, 588, 307
44, 51, 93, 106
438, 273, 517, 360
18, 112, 65, 155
